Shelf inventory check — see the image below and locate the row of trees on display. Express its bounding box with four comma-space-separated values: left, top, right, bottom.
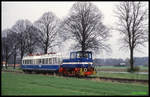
2, 2, 148, 72
2, 13, 60, 69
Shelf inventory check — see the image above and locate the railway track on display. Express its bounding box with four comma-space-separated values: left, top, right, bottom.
2, 70, 148, 84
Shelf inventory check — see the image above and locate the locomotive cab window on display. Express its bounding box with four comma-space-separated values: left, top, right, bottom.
88, 53, 92, 59
76, 51, 91, 59
70, 52, 76, 59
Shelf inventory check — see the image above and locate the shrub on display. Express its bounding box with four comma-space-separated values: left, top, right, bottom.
127, 66, 140, 72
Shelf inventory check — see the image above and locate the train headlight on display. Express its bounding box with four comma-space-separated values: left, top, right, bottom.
84, 68, 87, 72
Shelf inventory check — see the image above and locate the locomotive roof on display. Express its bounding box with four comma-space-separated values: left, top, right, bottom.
71, 51, 92, 53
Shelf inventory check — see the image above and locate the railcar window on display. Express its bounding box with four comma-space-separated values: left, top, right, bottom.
58, 58, 62, 64
55, 58, 57, 64
46, 58, 48, 64
30, 60, 32, 64
43, 58, 48, 64
38, 59, 39, 64
37, 59, 39, 64
33, 60, 36, 64
53, 58, 57, 64
31, 60, 33, 64
43, 59, 45, 64
33, 60, 35, 64
43, 59, 46, 64
26, 60, 28, 64
39, 59, 42, 64
41, 59, 44, 64
49, 58, 52, 64
52, 58, 54, 64
57, 58, 59, 64
36, 59, 38, 64
53, 58, 54, 64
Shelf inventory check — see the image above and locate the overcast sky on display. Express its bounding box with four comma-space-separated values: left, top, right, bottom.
2, 1, 149, 59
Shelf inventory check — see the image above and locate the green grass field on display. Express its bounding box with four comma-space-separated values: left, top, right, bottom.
2, 72, 149, 96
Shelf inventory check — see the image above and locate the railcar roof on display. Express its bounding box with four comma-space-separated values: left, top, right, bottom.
22, 53, 62, 60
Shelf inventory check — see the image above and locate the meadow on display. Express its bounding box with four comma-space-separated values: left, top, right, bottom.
2, 72, 149, 96
93, 65, 149, 80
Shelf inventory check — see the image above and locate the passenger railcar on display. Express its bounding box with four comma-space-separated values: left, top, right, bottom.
21, 52, 62, 73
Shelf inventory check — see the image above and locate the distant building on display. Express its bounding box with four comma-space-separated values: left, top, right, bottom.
119, 63, 126, 66
8, 64, 21, 67
2, 61, 6, 67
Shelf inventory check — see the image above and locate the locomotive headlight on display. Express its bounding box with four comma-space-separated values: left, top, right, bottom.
84, 68, 87, 72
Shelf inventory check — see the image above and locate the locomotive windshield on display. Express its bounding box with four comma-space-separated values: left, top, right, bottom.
76, 51, 92, 59
70, 51, 92, 59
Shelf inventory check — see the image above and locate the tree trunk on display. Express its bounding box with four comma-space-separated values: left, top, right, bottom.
130, 48, 134, 72
44, 48, 47, 54
21, 50, 24, 60
13, 54, 16, 69
5, 59, 8, 69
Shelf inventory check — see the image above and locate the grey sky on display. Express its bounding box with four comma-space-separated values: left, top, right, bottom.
2, 1, 149, 59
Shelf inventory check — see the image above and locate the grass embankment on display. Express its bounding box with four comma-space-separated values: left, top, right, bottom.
95, 66, 148, 72
92, 72, 148, 80
2, 72, 148, 96
2, 66, 22, 72
2, 66, 149, 80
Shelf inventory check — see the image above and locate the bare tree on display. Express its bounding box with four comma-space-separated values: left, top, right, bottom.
2, 29, 18, 69
25, 25, 41, 54
8, 31, 19, 69
115, 1, 148, 71
2, 19, 40, 68
59, 2, 110, 53
11, 20, 35, 60
34, 12, 60, 54
2, 31, 8, 69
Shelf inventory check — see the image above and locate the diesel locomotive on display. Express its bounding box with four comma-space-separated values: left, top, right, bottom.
21, 51, 96, 76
